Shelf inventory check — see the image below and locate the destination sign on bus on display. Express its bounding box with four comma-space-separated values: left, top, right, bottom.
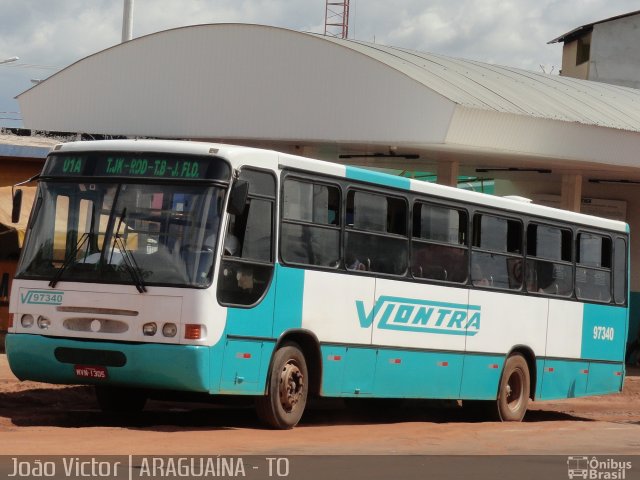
43, 153, 230, 181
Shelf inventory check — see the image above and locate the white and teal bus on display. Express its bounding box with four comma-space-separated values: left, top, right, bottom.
7, 140, 629, 429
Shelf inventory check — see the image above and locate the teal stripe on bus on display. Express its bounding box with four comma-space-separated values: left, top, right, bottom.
345, 166, 411, 190
538, 358, 624, 400
272, 265, 305, 336
225, 264, 305, 338
320, 346, 504, 400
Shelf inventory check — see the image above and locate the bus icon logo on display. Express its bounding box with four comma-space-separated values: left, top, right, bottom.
567, 456, 589, 479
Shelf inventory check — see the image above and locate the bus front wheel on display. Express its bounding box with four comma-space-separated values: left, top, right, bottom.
256, 343, 308, 429
497, 354, 530, 422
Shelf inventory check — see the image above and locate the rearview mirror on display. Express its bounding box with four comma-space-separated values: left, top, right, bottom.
227, 180, 249, 216
12, 188, 23, 223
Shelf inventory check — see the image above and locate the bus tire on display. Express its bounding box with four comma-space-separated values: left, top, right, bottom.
95, 386, 147, 414
256, 343, 308, 429
497, 354, 530, 422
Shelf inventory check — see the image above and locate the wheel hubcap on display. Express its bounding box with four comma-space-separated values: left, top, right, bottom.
505, 370, 523, 411
279, 361, 304, 413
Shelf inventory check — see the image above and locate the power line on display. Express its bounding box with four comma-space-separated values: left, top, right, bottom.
2, 63, 61, 71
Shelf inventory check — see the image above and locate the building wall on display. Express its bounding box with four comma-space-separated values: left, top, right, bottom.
589, 15, 640, 89
0, 157, 43, 187
561, 38, 590, 79
0, 156, 44, 350
0, 260, 16, 352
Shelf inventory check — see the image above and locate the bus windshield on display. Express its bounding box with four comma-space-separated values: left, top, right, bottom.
17, 181, 225, 288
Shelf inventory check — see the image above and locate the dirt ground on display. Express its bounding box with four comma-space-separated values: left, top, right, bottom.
1, 354, 640, 456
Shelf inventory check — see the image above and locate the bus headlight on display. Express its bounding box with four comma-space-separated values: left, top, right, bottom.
142, 322, 157, 336
21, 314, 34, 328
37, 316, 51, 329
162, 323, 177, 337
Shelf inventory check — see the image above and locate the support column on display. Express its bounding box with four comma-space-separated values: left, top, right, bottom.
436, 161, 459, 187
560, 174, 582, 212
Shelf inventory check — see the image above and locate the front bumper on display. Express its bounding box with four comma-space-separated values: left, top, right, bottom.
6, 333, 211, 392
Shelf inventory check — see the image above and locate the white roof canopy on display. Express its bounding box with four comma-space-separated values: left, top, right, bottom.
17, 24, 640, 175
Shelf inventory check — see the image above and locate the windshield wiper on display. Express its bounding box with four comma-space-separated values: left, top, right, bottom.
49, 232, 91, 288
110, 208, 147, 293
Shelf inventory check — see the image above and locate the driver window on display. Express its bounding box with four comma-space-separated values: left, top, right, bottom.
218, 169, 275, 306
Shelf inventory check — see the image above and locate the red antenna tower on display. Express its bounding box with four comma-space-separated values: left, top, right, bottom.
324, 1, 350, 39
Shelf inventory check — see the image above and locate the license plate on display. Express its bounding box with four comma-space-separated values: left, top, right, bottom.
74, 365, 108, 380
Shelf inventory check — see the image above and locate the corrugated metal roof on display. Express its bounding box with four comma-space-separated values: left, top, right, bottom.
316, 34, 640, 133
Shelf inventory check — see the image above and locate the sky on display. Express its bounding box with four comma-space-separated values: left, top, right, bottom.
1, 0, 639, 128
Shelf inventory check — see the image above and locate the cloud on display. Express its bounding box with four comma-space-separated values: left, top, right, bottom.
1, 0, 639, 127
349, 0, 640, 71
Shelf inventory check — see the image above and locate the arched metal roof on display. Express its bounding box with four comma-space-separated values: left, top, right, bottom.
16, 23, 640, 171
318, 35, 640, 132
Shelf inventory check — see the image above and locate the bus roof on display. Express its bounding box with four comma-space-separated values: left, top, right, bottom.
51, 139, 628, 234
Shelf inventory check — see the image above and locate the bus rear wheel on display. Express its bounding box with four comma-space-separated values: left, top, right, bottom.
95, 386, 147, 414
497, 354, 530, 422
256, 343, 308, 429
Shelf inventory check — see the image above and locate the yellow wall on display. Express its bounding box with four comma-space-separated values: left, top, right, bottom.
0, 156, 43, 187
0, 156, 44, 350
0, 260, 17, 350
561, 38, 590, 79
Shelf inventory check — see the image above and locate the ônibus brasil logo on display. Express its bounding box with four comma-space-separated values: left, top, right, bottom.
356, 296, 481, 336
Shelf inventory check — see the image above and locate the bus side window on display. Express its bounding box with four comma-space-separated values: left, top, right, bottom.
613, 237, 627, 305
345, 190, 408, 275
471, 213, 523, 290
411, 203, 468, 283
217, 169, 275, 307
575, 233, 611, 303
280, 178, 341, 268
525, 224, 573, 297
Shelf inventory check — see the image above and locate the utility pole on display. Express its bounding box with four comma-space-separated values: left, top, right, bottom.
122, 0, 134, 42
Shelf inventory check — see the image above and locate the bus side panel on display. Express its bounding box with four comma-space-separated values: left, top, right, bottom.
374, 349, 464, 399
224, 271, 277, 339
586, 362, 624, 395
540, 300, 583, 400
302, 270, 376, 396
272, 265, 305, 337
581, 303, 627, 363
458, 354, 505, 400
540, 300, 626, 399
219, 339, 268, 394
539, 359, 589, 399
582, 303, 628, 395
215, 264, 299, 395
341, 347, 377, 395
319, 345, 347, 396
370, 279, 468, 398
301, 270, 374, 345
465, 291, 548, 359
463, 290, 547, 400
545, 300, 583, 360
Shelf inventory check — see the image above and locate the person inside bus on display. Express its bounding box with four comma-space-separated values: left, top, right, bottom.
348, 257, 368, 271
222, 231, 254, 290
471, 261, 491, 286
224, 234, 240, 256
